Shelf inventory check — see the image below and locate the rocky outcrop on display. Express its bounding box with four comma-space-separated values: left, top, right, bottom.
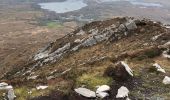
125, 20, 137, 30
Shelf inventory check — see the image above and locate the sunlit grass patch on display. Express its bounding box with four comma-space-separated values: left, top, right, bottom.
46, 21, 63, 28
76, 73, 112, 90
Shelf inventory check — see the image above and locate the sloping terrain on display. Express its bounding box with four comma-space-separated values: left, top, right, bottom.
1, 17, 170, 100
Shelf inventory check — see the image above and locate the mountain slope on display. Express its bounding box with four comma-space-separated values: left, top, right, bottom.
1, 17, 170, 100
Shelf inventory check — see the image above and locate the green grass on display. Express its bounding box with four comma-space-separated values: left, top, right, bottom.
46, 21, 63, 29
14, 86, 52, 100
38, 20, 63, 29
76, 73, 113, 90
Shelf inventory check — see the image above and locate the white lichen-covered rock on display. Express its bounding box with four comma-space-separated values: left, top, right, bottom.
163, 76, 170, 85
110, 24, 116, 29
71, 44, 81, 51
162, 49, 170, 59
74, 88, 96, 98
76, 30, 85, 35
125, 20, 137, 30
89, 28, 98, 35
151, 34, 162, 41
27, 75, 38, 80
163, 41, 170, 48
0, 82, 8, 87
50, 43, 70, 56
34, 52, 49, 60
74, 39, 82, 43
94, 34, 107, 42
82, 37, 97, 47
0, 83, 16, 100
7, 89, 16, 100
36, 86, 48, 90
96, 92, 109, 98
116, 86, 129, 98
118, 24, 126, 31
96, 85, 110, 93
165, 25, 170, 29
120, 61, 133, 76
0, 85, 13, 90
153, 63, 166, 73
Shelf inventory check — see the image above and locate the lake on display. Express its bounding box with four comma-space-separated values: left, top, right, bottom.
39, 0, 162, 14
39, 0, 87, 13
99, 0, 162, 7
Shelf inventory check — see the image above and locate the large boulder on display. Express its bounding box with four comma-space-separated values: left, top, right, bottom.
74, 88, 96, 98
7, 89, 16, 100
96, 85, 110, 99
113, 61, 133, 81
0, 82, 8, 87
96, 85, 110, 93
116, 86, 129, 99
163, 76, 170, 85
125, 20, 137, 30
96, 92, 109, 99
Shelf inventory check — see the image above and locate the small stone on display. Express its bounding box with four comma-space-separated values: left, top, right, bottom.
151, 34, 162, 41
27, 75, 38, 80
110, 24, 116, 29
153, 63, 166, 73
163, 76, 170, 85
162, 49, 170, 59
161, 41, 170, 48
47, 76, 55, 80
36, 86, 48, 90
96, 85, 110, 93
96, 92, 109, 98
74, 88, 96, 98
7, 89, 16, 100
118, 24, 126, 31
74, 39, 81, 43
116, 86, 129, 98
